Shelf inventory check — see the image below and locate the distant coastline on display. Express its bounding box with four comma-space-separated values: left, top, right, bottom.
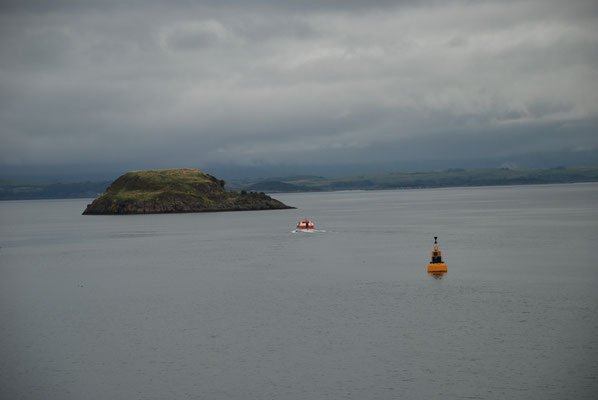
228, 166, 598, 193
2, 166, 598, 201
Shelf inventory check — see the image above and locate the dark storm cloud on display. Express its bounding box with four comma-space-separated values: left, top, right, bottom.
1, 0, 597, 172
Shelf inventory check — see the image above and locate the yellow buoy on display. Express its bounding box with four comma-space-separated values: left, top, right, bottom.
427, 236, 447, 273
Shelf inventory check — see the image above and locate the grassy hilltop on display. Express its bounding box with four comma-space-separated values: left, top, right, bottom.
82, 168, 293, 214
100, 168, 225, 202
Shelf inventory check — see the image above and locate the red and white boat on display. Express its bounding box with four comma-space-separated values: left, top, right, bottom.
296, 218, 315, 231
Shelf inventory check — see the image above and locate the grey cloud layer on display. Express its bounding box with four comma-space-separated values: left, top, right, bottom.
1, 0, 597, 169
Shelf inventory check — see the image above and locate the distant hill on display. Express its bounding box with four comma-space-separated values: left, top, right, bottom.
247, 180, 314, 192
3, 166, 598, 201
228, 166, 598, 192
0, 180, 111, 200
82, 168, 294, 214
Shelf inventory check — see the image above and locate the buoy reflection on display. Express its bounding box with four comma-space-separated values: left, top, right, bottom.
428, 271, 446, 279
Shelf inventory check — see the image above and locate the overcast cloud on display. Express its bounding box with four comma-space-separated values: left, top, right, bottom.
1, 0, 597, 175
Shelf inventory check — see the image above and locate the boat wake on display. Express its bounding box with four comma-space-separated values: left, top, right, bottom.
292, 229, 326, 233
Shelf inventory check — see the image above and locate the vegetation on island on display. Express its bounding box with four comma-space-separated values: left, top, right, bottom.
82, 168, 293, 214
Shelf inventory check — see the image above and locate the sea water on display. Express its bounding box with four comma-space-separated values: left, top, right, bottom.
1, 183, 597, 399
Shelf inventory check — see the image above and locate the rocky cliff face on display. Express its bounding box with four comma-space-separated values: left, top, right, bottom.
83, 168, 294, 215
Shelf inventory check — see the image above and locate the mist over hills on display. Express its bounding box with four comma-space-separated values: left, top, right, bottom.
1, 148, 597, 183
208, 148, 598, 180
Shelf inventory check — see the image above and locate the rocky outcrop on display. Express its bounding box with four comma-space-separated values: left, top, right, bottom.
83, 168, 294, 215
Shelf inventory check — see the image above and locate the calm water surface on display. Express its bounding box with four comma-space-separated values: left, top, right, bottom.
1, 184, 597, 399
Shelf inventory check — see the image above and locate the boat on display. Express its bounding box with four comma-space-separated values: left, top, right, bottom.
427, 236, 447, 274
296, 218, 315, 231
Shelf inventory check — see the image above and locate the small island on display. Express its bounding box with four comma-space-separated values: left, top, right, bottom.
82, 168, 294, 215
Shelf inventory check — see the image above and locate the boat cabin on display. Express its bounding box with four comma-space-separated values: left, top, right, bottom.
296, 219, 314, 230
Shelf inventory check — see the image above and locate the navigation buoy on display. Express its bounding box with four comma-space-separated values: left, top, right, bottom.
427, 236, 447, 274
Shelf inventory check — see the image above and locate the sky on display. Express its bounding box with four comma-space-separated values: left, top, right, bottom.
1, 0, 597, 179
